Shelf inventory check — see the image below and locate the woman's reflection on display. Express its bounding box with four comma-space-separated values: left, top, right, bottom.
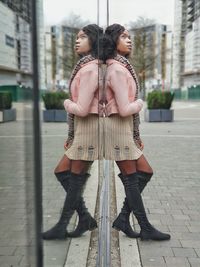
103, 24, 170, 241
42, 24, 103, 240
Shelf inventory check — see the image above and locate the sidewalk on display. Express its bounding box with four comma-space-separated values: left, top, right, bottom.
0, 101, 200, 266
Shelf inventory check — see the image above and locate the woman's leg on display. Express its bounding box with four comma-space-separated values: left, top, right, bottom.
112, 160, 140, 238
66, 160, 97, 237
116, 160, 170, 241
42, 157, 95, 240
43, 155, 74, 240
135, 155, 153, 193
54, 154, 71, 173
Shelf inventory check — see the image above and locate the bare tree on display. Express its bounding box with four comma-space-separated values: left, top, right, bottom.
128, 17, 157, 98
128, 16, 156, 29
60, 13, 91, 80
61, 12, 90, 28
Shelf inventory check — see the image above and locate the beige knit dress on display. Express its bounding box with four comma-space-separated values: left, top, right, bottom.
65, 114, 102, 161
65, 114, 142, 161
102, 115, 142, 160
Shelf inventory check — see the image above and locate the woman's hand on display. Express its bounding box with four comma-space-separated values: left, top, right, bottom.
135, 139, 144, 150
64, 141, 70, 150
63, 99, 71, 112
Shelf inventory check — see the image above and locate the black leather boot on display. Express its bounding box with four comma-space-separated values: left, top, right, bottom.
42, 194, 74, 240
137, 171, 153, 193
67, 200, 97, 237
120, 172, 170, 241
112, 197, 140, 238
42, 171, 73, 240
66, 171, 97, 237
42, 171, 96, 239
112, 171, 153, 238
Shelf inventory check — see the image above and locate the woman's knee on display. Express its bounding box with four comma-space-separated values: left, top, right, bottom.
54, 155, 71, 174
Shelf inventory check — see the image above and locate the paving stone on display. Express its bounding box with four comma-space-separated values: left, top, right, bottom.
180, 240, 200, 248
141, 256, 167, 267
188, 257, 200, 267
187, 226, 200, 233
164, 256, 190, 267
0, 255, 23, 265
140, 247, 173, 257
172, 247, 197, 257
0, 246, 16, 256
194, 248, 200, 257
168, 225, 189, 233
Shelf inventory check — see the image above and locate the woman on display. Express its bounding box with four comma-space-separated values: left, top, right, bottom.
42, 24, 103, 240
103, 24, 170, 241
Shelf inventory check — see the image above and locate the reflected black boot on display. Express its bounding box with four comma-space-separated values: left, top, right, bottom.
112, 171, 153, 238
42, 194, 73, 240
58, 171, 97, 237
137, 171, 153, 193
121, 172, 170, 241
42, 171, 72, 240
67, 198, 97, 237
112, 197, 140, 238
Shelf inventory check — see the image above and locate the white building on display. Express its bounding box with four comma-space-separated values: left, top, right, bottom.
0, 0, 46, 89
130, 24, 173, 93
172, 0, 200, 89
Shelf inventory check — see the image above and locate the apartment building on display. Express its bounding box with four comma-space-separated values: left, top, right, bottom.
172, 0, 200, 89
130, 24, 172, 94
0, 0, 45, 89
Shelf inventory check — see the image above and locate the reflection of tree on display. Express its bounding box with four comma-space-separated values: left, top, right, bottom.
61, 26, 79, 80
61, 13, 91, 80
128, 17, 157, 98
128, 17, 171, 97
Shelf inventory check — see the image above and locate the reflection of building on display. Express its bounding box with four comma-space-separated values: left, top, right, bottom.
0, 0, 32, 86
130, 24, 172, 93
0, 0, 45, 89
172, 0, 200, 89
45, 25, 78, 90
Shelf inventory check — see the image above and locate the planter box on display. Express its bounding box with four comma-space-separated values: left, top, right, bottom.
43, 110, 67, 122
0, 108, 16, 122
144, 109, 174, 122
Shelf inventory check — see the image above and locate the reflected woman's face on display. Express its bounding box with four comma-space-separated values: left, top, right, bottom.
75, 30, 91, 56
116, 30, 132, 56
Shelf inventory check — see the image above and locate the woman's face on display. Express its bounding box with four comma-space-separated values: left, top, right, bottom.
75, 30, 91, 56
116, 30, 132, 56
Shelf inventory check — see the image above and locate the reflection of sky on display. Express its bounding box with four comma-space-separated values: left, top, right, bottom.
43, 0, 175, 27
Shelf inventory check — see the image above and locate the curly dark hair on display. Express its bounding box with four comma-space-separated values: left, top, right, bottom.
103, 24, 125, 60
82, 24, 103, 58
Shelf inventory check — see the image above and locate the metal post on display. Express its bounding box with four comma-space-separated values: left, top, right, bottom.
31, 0, 43, 266
96, 1, 111, 265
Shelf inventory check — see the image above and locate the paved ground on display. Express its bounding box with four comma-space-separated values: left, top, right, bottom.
0, 101, 200, 266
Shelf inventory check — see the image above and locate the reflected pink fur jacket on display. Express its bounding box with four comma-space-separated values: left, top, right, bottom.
64, 60, 99, 117
104, 59, 143, 117
64, 59, 143, 117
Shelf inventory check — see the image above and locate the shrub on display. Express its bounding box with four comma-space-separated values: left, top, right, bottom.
147, 90, 174, 109
42, 91, 69, 110
0, 91, 12, 110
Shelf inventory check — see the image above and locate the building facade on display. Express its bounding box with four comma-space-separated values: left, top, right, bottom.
172, 0, 200, 89
0, 0, 45, 89
130, 24, 172, 94
44, 25, 78, 90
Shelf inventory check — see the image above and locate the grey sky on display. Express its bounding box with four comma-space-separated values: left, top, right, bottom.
43, 0, 175, 27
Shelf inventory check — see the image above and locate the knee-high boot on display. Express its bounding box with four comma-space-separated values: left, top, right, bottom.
63, 171, 97, 237
120, 172, 170, 241
42, 171, 73, 240
67, 198, 97, 237
42, 171, 96, 240
112, 171, 152, 238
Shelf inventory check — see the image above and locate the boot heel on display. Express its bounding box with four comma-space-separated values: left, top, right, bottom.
88, 218, 98, 230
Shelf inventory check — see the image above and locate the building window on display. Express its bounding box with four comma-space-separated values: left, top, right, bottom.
5, 35, 15, 48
